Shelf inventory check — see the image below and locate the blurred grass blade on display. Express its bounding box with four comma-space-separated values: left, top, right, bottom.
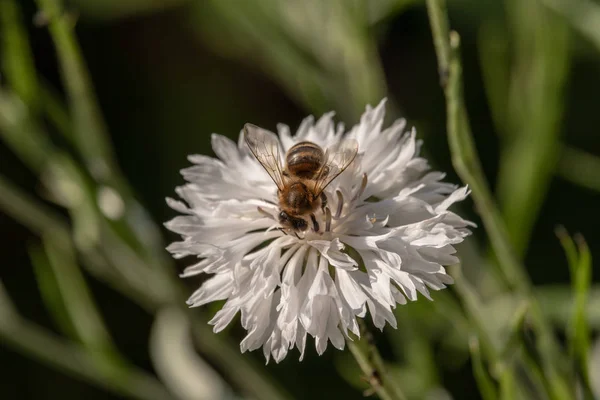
0, 89, 55, 172
541, 0, 600, 54
498, 370, 517, 400
39, 83, 74, 141
0, 174, 68, 235
43, 155, 102, 250
34, 0, 172, 265
535, 285, 600, 329
558, 146, 600, 193
41, 232, 122, 366
30, 244, 79, 339
498, 302, 529, 363
497, 302, 550, 400
495, 0, 570, 256
193, 0, 386, 120
150, 307, 231, 400
386, 306, 445, 398
35, 0, 119, 184
0, 281, 18, 322
0, 0, 39, 110
0, 282, 175, 400
469, 336, 498, 400
477, 20, 510, 137
426, 1, 574, 398
556, 228, 593, 396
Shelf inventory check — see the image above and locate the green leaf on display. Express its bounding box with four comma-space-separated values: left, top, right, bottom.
556, 227, 594, 397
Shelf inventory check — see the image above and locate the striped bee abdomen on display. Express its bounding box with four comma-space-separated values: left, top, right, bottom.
286, 141, 324, 178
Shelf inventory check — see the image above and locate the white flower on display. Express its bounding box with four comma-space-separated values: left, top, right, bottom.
165, 99, 473, 363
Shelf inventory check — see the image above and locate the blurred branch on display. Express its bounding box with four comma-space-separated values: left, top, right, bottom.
347, 321, 407, 400
425, 1, 574, 399
0, 283, 176, 400
558, 146, 600, 193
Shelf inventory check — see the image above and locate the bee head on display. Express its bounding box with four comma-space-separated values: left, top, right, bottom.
278, 211, 308, 232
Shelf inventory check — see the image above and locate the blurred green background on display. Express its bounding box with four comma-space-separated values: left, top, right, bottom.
1, 0, 599, 399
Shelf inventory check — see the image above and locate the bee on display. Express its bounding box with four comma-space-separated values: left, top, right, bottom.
244, 123, 358, 233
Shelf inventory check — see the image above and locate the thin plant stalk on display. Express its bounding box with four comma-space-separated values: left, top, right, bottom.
425, 1, 573, 399
347, 321, 407, 400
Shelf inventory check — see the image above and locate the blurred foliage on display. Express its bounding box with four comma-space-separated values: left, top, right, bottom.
0, 0, 599, 399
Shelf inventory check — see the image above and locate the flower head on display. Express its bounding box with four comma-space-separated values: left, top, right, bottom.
166, 99, 473, 363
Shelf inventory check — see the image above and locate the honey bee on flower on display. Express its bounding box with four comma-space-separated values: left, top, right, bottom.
166, 99, 473, 363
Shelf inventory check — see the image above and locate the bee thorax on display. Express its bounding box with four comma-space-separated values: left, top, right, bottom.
280, 181, 314, 213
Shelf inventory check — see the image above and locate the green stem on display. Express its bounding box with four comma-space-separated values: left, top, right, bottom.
346, 321, 407, 400
425, 1, 573, 399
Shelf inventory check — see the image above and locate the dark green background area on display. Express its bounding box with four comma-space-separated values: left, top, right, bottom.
1, 1, 599, 399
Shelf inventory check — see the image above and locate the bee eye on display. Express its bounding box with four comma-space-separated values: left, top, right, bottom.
297, 220, 308, 230
279, 211, 288, 221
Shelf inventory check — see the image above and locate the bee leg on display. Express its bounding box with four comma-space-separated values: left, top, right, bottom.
320, 192, 328, 212
334, 190, 344, 218
351, 173, 368, 202
325, 207, 332, 232
310, 213, 320, 233
277, 227, 288, 236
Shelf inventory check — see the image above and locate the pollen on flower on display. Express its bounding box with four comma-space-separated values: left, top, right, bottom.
165, 99, 473, 363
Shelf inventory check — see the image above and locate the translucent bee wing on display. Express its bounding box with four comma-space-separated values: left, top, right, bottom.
313, 138, 359, 196
243, 123, 286, 191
